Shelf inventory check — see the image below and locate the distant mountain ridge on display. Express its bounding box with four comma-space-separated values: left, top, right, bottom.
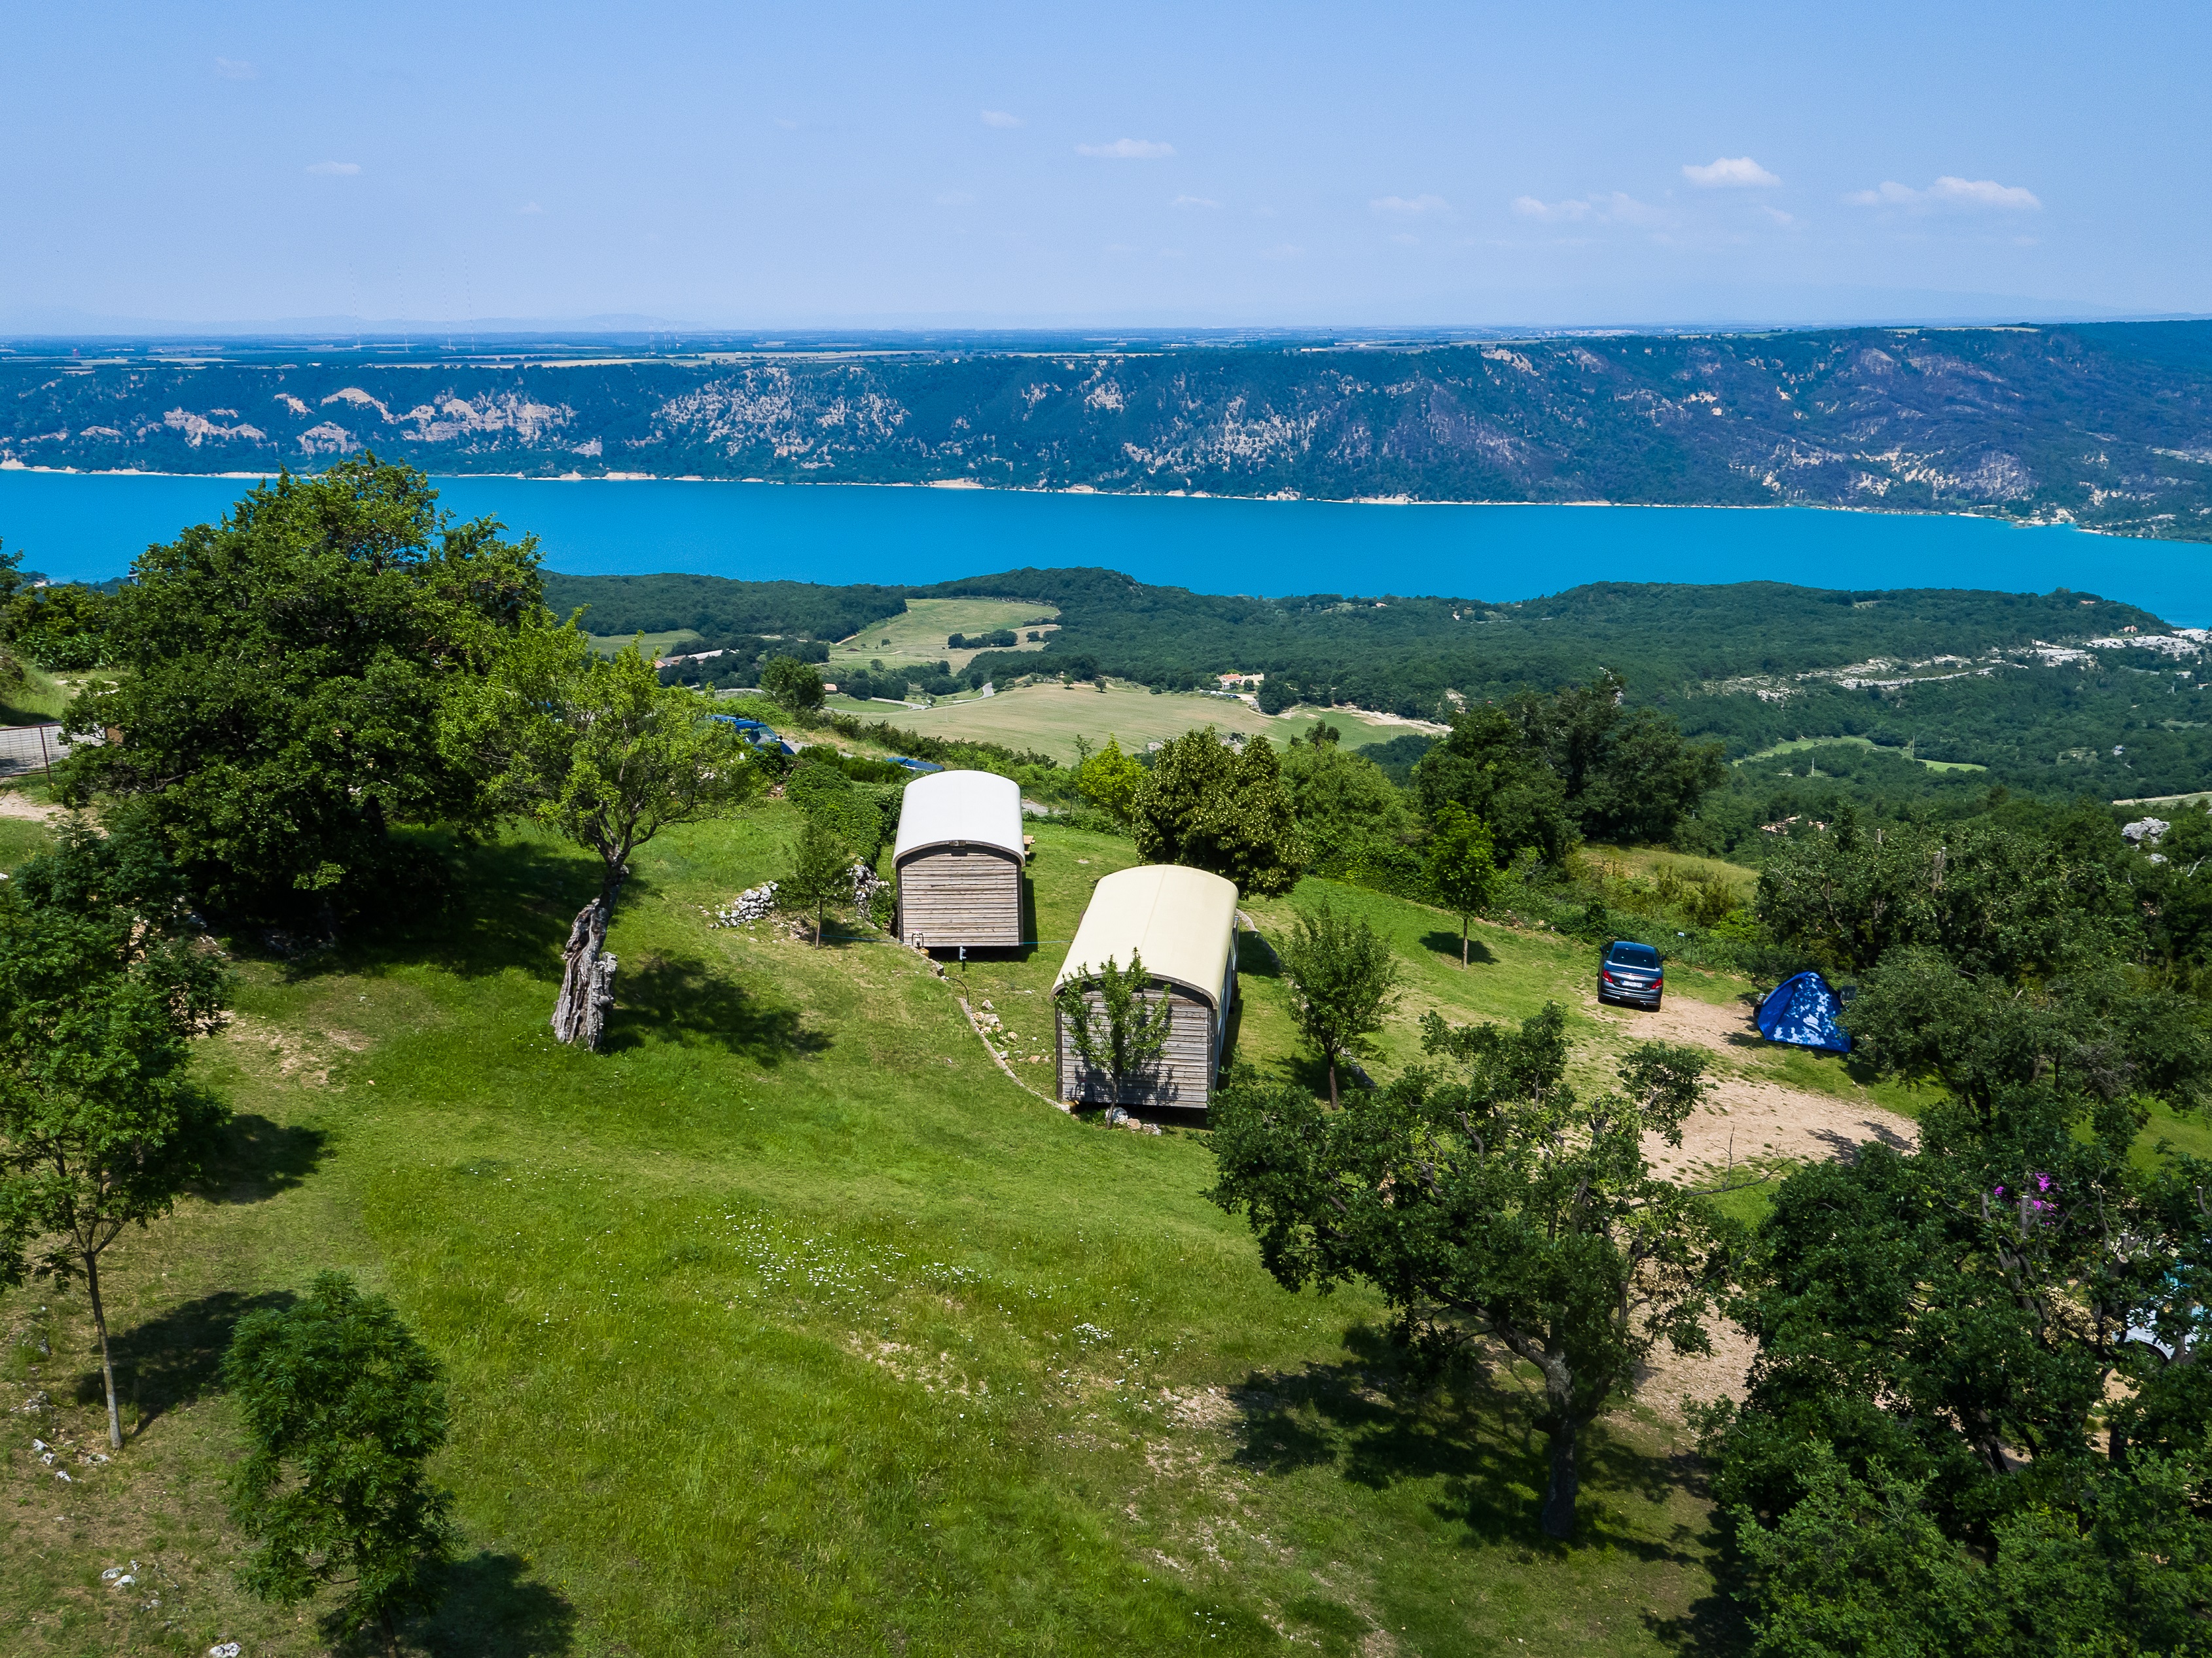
7, 323, 2212, 540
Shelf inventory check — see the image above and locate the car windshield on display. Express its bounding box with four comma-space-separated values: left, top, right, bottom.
1610, 944, 1660, 968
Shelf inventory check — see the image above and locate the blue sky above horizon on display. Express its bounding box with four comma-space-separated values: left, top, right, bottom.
4, 1, 2205, 331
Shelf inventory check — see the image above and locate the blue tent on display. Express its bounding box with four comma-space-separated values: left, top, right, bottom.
1755, 972, 1852, 1054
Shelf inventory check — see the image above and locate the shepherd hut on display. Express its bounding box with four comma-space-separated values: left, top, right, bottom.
893, 769, 1026, 949
1054, 865, 1239, 1109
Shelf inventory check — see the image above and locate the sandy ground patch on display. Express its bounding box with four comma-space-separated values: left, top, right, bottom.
1592, 988, 1916, 1180
0, 789, 63, 821
1592, 988, 1916, 1417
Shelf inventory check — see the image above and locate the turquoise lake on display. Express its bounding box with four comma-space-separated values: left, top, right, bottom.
1, 470, 2205, 624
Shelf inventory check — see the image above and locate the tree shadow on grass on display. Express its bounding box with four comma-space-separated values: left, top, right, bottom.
1228, 1324, 1717, 1568
601, 951, 832, 1065
248, 833, 595, 989
1418, 929, 1497, 967
204, 1112, 330, 1203
416, 1551, 579, 1657
73, 1288, 296, 1440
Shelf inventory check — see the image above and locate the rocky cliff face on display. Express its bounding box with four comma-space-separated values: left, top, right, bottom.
6, 323, 2211, 538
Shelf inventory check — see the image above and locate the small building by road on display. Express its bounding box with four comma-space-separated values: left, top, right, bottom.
1054, 865, 1239, 1110
893, 769, 1026, 949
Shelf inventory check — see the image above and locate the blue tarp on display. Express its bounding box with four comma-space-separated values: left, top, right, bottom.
887, 755, 944, 774
1756, 972, 1852, 1054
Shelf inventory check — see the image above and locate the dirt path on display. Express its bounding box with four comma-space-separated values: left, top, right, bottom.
1591, 988, 1916, 1182
1590, 989, 1917, 1418
0, 788, 62, 822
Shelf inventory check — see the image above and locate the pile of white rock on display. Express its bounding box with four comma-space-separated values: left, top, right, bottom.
850, 862, 890, 917
711, 882, 779, 926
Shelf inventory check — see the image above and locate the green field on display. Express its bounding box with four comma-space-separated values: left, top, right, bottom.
834, 597, 1061, 674
826, 678, 1425, 763
1736, 735, 1987, 775
1, 803, 1807, 1658
585, 628, 706, 660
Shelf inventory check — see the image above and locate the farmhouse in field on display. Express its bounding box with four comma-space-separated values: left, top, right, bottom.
1054, 865, 1239, 1109
893, 769, 1027, 949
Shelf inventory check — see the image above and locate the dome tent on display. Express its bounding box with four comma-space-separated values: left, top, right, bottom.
1755, 971, 1851, 1054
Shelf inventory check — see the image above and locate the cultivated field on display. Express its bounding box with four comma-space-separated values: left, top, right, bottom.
585, 627, 705, 660
834, 597, 1060, 674
827, 679, 1420, 762
1735, 734, 1988, 775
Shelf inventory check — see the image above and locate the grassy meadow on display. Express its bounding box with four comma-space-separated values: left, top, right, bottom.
824, 678, 1421, 764
832, 597, 1061, 674
0, 800, 1778, 1658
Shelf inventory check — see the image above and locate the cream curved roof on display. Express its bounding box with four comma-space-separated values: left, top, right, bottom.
1053, 865, 1240, 1010
893, 768, 1026, 864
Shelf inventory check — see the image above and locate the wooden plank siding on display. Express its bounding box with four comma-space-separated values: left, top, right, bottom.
1055, 986, 1218, 1108
896, 846, 1023, 948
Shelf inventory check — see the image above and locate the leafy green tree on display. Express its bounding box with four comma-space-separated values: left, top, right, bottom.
1705, 802, 2212, 1649
779, 812, 853, 947
1424, 804, 1499, 967
224, 1273, 459, 1657
66, 460, 541, 921
1210, 1006, 1719, 1539
1276, 898, 1403, 1104
0, 819, 230, 1448
760, 654, 827, 713
446, 615, 761, 1044
1412, 705, 1574, 866
1130, 730, 1310, 896
1279, 733, 1413, 849
1073, 735, 1150, 823
1755, 815, 2128, 979
1055, 950, 1175, 1104
0, 542, 108, 671
784, 758, 885, 860
1508, 673, 1726, 845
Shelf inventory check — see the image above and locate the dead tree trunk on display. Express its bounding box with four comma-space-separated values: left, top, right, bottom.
553, 872, 624, 1049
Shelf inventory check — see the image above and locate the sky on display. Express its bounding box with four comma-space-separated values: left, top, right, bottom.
2, 0, 2207, 331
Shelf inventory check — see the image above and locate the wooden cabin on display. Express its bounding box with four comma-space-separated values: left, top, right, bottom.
1054, 866, 1239, 1110
893, 769, 1026, 950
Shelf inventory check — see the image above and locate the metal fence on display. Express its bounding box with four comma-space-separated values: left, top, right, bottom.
0, 724, 90, 777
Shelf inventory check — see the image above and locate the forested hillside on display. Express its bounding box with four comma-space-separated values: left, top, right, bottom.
558, 566, 2212, 801
8, 321, 2212, 537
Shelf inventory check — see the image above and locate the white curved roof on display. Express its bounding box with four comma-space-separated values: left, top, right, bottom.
1054, 865, 1239, 1010
893, 769, 1026, 864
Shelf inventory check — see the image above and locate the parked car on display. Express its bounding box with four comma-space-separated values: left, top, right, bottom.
1597, 940, 1664, 1010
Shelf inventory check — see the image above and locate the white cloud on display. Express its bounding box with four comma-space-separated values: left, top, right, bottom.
306, 160, 361, 176
1370, 193, 1450, 217
213, 57, 257, 80
774, 118, 798, 131
1846, 175, 2042, 211
980, 109, 1023, 128
1076, 137, 1174, 160
1682, 155, 1780, 188
1596, 191, 1666, 226
1172, 194, 1220, 209
1761, 205, 1796, 226
1511, 191, 1664, 227
1512, 194, 1590, 222
518, 202, 545, 215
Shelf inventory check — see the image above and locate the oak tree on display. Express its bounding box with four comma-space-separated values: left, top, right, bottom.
1277, 898, 1402, 1105
448, 616, 761, 1046
1210, 1005, 1720, 1540
225, 1273, 459, 1657
0, 813, 229, 1448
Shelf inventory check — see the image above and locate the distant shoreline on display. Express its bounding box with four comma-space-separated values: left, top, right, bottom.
0, 461, 2113, 537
